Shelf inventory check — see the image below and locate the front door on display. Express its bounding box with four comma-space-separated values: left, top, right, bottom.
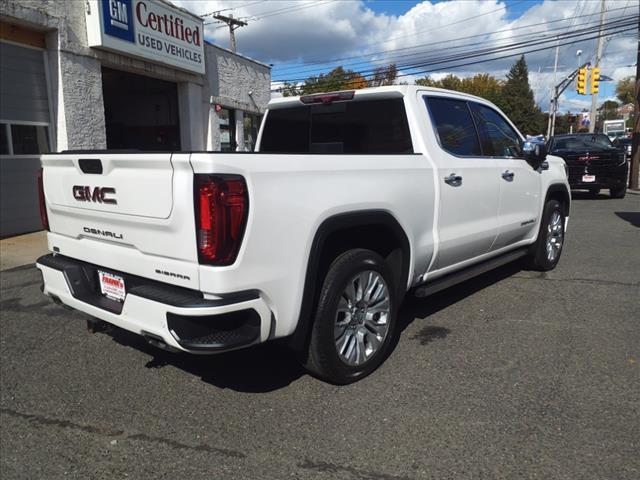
468, 103, 542, 249
424, 96, 500, 270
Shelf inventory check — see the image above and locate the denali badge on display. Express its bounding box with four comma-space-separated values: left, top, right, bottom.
73, 186, 117, 204
83, 227, 123, 239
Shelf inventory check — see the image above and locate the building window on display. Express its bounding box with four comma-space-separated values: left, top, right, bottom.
0, 122, 50, 155
219, 108, 236, 152
243, 114, 261, 151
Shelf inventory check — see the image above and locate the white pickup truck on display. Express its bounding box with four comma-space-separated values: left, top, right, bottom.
37, 86, 570, 384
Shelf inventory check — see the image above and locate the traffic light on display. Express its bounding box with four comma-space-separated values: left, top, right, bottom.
590, 67, 600, 94
576, 67, 588, 95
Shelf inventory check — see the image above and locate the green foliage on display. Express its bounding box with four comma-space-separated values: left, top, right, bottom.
499, 56, 546, 135
615, 76, 635, 105
415, 73, 503, 104
281, 64, 398, 97
414, 57, 545, 135
598, 100, 621, 122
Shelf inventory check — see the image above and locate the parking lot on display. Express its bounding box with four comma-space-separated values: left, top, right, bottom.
1, 192, 638, 479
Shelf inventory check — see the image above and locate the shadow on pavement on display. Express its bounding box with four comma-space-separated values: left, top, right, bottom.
107, 327, 305, 393
615, 211, 640, 228
570, 190, 611, 200
392, 260, 525, 352
61, 259, 526, 392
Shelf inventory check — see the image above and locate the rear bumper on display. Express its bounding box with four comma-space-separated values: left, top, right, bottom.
36, 254, 273, 353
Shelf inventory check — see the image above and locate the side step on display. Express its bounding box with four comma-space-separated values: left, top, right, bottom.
415, 248, 528, 298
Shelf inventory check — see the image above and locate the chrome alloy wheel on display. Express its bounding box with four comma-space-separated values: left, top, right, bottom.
546, 210, 564, 262
334, 270, 390, 366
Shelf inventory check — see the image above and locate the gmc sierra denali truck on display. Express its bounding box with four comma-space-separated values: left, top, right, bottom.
36, 86, 570, 384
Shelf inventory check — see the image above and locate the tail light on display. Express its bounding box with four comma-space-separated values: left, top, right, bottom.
195, 175, 248, 265
37, 168, 49, 231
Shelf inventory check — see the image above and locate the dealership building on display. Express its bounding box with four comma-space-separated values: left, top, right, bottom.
0, 0, 271, 237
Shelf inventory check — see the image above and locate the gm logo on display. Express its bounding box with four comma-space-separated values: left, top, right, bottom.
102, 0, 134, 43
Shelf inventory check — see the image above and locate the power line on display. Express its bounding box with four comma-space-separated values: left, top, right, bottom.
271, 3, 633, 76
200, 1, 264, 18
270, 23, 637, 91
271, 8, 631, 81
271, 16, 638, 85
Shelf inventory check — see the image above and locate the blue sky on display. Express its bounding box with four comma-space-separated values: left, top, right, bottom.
176, 0, 636, 112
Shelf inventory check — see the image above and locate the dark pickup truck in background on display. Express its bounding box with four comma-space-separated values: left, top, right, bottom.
548, 133, 629, 198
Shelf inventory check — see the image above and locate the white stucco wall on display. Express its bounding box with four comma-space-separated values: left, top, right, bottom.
204, 43, 271, 151
1, 0, 271, 152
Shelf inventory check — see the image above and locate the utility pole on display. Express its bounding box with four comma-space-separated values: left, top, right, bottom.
589, 0, 606, 133
550, 39, 560, 137
629, 8, 639, 190
213, 13, 247, 53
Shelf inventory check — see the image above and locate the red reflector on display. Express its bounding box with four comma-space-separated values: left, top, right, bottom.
37, 168, 49, 231
300, 90, 355, 104
195, 175, 248, 265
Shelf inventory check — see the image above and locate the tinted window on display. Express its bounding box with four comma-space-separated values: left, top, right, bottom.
10, 124, 49, 155
0, 124, 8, 154
469, 104, 522, 157
550, 134, 616, 152
260, 98, 413, 154
425, 97, 480, 156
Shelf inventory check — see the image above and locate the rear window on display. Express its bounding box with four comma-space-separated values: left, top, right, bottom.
425, 97, 481, 156
260, 98, 413, 154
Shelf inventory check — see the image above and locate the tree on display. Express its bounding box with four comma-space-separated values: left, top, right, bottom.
415, 76, 437, 87
369, 64, 398, 87
499, 55, 545, 135
598, 100, 620, 122
414, 73, 503, 105
281, 81, 301, 97
615, 76, 635, 105
282, 64, 397, 96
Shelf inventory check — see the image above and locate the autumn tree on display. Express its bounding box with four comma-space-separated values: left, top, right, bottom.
598, 100, 620, 121
615, 76, 635, 105
281, 64, 400, 97
369, 64, 398, 87
414, 73, 503, 106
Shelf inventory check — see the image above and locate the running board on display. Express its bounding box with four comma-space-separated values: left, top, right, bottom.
414, 248, 528, 298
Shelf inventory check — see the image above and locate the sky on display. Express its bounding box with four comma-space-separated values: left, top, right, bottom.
174, 0, 638, 112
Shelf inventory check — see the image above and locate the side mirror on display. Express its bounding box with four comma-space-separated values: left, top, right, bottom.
522, 140, 547, 168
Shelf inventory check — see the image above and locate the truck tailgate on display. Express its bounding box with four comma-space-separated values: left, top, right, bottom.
41, 153, 199, 289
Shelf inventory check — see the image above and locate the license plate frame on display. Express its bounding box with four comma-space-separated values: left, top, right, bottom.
98, 270, 126, 302
582, 174, 596, 183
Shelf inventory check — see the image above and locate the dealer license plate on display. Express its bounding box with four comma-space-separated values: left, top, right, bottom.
582, 174, 596, 183
98, 271, 126, 302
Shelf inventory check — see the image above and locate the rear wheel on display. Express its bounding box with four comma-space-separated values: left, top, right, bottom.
609, 185, 626, 199
304, 249, 397, 384
529, 199, 565, 271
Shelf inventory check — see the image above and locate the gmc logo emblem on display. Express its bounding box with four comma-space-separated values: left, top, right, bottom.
73, 186, 117, 204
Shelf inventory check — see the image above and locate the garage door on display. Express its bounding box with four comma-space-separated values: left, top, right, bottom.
0, 40, 52, 238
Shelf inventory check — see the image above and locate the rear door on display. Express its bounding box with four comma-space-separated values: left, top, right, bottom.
423, 96, 500, 270
468, 103, 541, 249
42, 152, 199, 288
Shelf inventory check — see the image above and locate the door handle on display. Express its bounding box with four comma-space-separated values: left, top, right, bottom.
444, 173, 462, 187
501, 170, 515, 181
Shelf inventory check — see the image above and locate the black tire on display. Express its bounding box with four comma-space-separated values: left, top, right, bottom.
304, 249, 398, 384
588, 187, 600, 196
609, 185, 626, 199
529, 199, 565, 271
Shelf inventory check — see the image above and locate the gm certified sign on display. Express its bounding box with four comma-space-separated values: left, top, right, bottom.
86, 0, 205, 74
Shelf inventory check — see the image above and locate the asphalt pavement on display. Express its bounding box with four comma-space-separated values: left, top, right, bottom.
1, 192, 639, 479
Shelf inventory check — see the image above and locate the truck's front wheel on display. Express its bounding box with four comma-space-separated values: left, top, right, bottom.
305, 249, 398, 384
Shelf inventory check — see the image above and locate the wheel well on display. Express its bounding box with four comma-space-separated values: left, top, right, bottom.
288, 211, 410, 352
546, 185, 571, 217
